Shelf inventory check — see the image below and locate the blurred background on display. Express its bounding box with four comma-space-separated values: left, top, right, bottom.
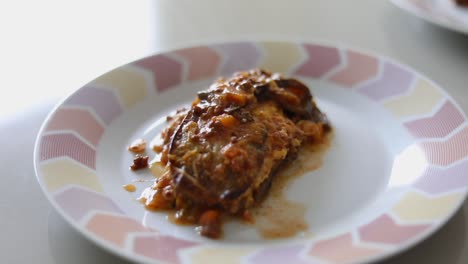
0, 0, 467, 263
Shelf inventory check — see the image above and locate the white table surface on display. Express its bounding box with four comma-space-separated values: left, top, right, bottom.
1, 1, 467, 263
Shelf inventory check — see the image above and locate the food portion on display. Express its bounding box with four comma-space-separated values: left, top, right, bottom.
128, 138, 147, 153
130, 155, 149, 171
455, 0, 468, 7
138, 69, 330, 239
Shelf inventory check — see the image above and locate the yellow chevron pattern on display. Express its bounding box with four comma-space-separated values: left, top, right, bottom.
188, 246, 258, 264
392, 191, 464, 222
37, 41, 468, 264
383, 78, 443, 118
40, 159, 103, 192
92, 66, 149, 108
259, 42, 304, 74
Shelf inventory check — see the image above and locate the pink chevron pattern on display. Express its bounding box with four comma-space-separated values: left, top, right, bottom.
359, 214, 429, 245
45, 108, 104, 146
213, 42, 261, 75
329, 50, 379, 86
35, 41, 468, 264
294, 44, 340, 78
174, 46, 221, 81
420, 126, 468, 166
414, 160, 468, 194
133, 235, 198, 264
248, 245, 310, 264
404, 101, 465, 138
134, 54, 183, 93
86, 213, 153, 247
54, 187, 123, 221
308, 233, 381, 263
40, 133, 95, 169
65, 86, 122, 125
357, 61, 414, 101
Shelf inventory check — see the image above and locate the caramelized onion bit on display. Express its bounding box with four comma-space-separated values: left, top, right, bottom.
197, 210, 222, 239
130, 155, 149, 170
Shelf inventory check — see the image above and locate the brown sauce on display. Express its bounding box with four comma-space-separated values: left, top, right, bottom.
251, 133, 332, 239
142, 134, 332, 240
132, 178, 153, 183
168, 212, 194, 226
455, 0, 468, 7
123, 184, 137, 192
133, 69, 334, 240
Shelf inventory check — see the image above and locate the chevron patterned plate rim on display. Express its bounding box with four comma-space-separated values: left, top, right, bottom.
34, 40, 468, 264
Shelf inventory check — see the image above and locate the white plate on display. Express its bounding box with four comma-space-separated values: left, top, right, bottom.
391, 0, 468, 34
34, 40, 468, 264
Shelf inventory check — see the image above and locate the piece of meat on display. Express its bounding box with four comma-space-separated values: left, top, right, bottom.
141, 69, 330, 238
